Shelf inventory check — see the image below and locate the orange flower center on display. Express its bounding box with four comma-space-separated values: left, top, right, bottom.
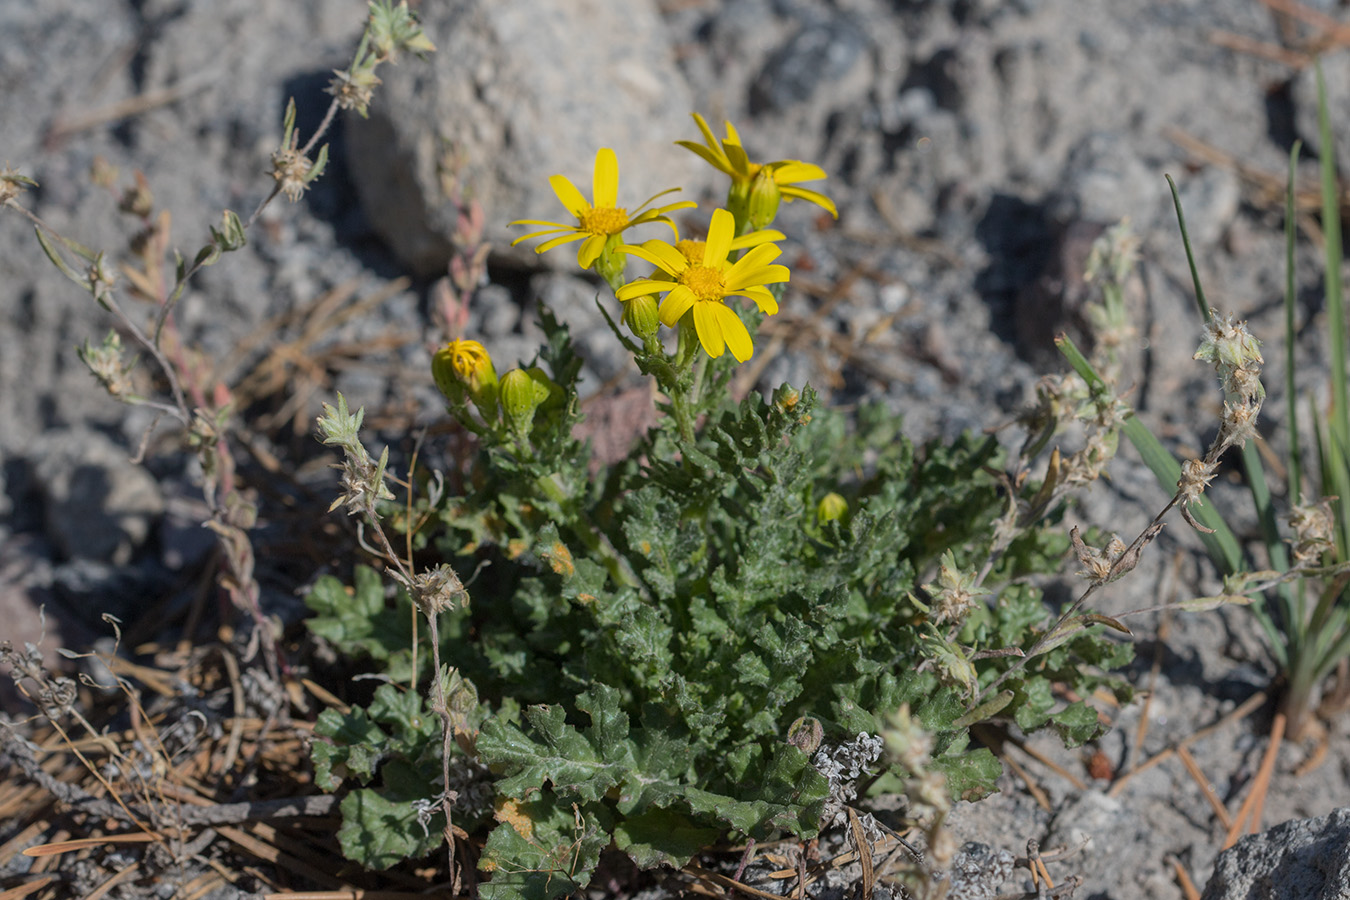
578, 206, 630, 236
680, 265, 726, 303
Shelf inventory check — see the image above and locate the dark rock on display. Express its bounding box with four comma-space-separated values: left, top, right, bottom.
1201, 808, 1350, 900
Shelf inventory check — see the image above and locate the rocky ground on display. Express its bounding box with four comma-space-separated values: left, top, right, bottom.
3, 0, 1350, 898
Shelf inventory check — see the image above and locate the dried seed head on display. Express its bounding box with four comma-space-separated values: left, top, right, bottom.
1177, 458, 1218, 509
1288, 496, 1336, 564
410, 564, 466, 615
271, 146, 313, 202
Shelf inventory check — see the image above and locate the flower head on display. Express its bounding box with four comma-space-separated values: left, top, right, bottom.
509, 147, 694, 271
678, 113, 837, 226
616, 208, 788, 362
433, 339, 498, 413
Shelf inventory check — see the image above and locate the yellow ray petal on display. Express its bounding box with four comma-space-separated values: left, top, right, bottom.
578, 232, 608, 268
738, 285, 779, 315
549, 174, 590, 217
616, 277, 670, 302
771, 161, 827, 184
713, 303, 754, 361
726, 263, 790, 293
592, 148, 619, 209
510, 226, 573, 246
729, 229, 785, 250
703, 208, 735, 266
781, 186, 838, 217
693, 301, 726, 358
635, 239, 689, 277
535, 232, 588, 254
658, 284, 696, 326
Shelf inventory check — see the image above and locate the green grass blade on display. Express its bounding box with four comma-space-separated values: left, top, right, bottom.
1317, 61, 1350, 559
1166, 174, 1212, 323
1285, 140, 1304, 503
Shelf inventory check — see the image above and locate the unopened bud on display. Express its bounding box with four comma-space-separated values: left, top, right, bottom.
746, 168, 782, 231
817, 492, 848, 523
433, 339, 498, 414
622, 294, 660, 340
499, 367, 556, 434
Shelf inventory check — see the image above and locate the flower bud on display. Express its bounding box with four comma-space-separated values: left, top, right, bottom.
746, 168, 782, 231
817, 492, 848, 523
622, 294, 660, 340
433, 339, 498, 415
499, 367, 555, 434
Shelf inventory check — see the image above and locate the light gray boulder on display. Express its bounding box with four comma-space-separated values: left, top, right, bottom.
345, 0, 706, 276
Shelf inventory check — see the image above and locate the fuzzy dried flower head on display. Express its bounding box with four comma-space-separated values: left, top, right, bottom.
77, 331, 135, 398
410, 564, 466, 615
1177, 458, 1218, 508
272, 146, 314, 202
1194, 311, 1264, 400
1288, 495, 1336, 564
327, 66, 381, 115
0, 163, 37, 205
1071, 527, 1127, 584
509, 147, 694, 270
1218, 398, 1261, 450
923, 550, 989, 626
1084, 218, 1141, 287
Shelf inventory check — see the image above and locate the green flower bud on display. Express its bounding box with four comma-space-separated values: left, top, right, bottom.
746, 168, 782, 231
622, 294, 660, 340
817, 491, 848, 523
433, 339, 498, 415
499, 367, 557, 435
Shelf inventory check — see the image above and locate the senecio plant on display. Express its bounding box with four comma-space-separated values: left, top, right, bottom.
308, 115, 1146, 900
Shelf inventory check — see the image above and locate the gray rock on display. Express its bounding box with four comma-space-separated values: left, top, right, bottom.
1048, 132, 1168, 231
30, 427, 164, 566
1201, 808, 1350, 900
345, 0, 704, 276
752, 17, 870, 113
944, 841, 1016, 900
1292, 53, 1350, 181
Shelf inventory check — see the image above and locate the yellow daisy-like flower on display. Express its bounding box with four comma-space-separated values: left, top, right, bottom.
616, 208, 788, 362
678, 113, 837, 219
509, 147, 695, 270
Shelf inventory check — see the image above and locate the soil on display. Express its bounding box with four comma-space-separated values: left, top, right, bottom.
3, 1, 1350, 898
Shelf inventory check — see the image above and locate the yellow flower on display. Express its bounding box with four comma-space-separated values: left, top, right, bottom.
433, 338, 498, 413
509, 147, 695, 270
616, 208, 788, 362
678, 113, 837, 220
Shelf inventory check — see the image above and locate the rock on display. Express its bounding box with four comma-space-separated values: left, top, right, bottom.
344, 0, 704, 276
1048, 132, 1168, 232
943, 842, 1016, 900
1291, 53, 1350, 181
1201, 808, 1350, 900
30, 427, 164, 566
